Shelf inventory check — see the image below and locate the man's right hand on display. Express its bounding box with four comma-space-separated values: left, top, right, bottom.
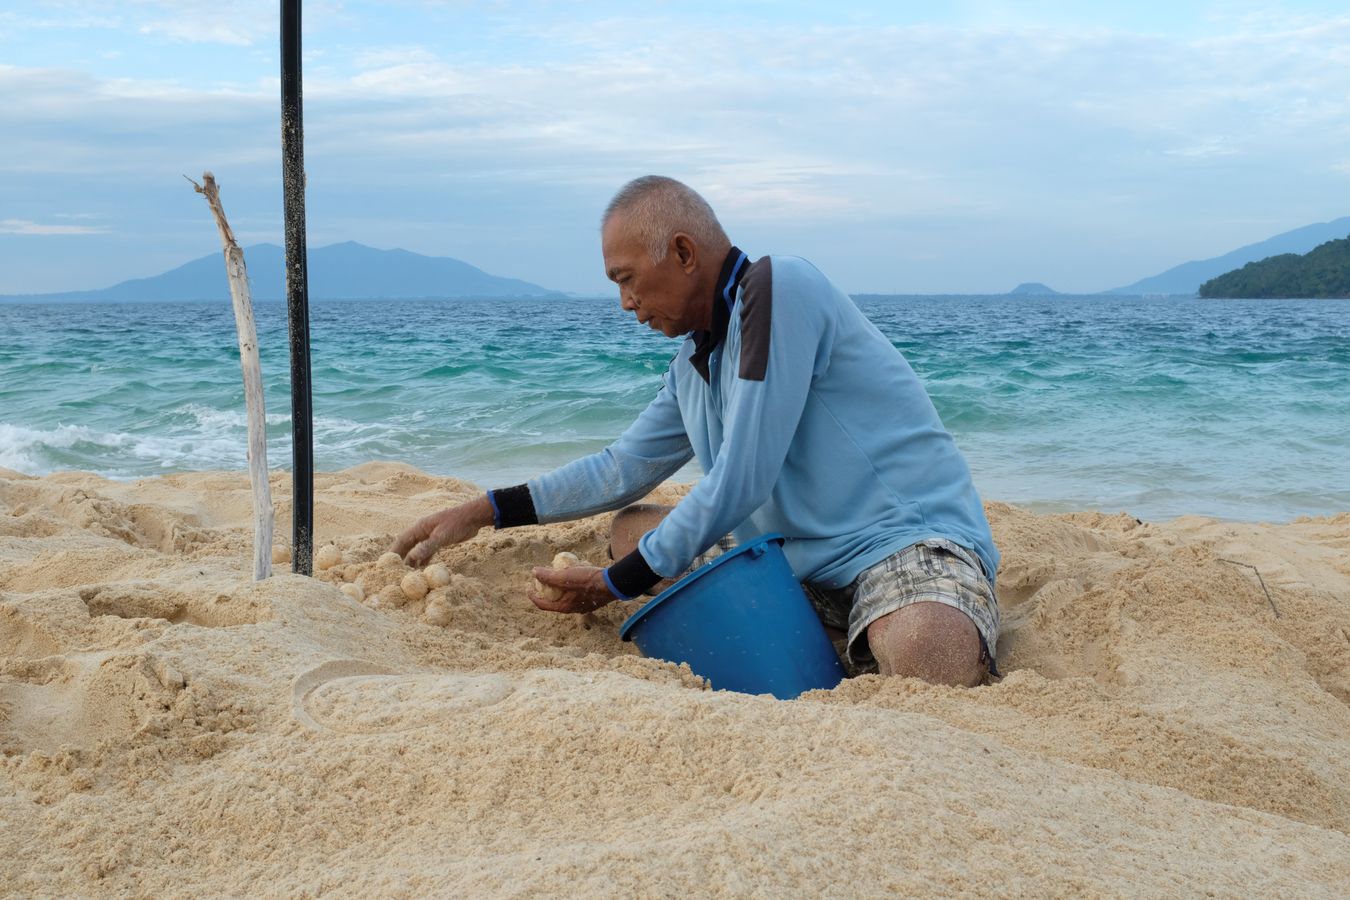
390, 495, 495, 568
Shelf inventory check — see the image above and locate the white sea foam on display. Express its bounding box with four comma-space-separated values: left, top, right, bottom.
0, 404, 413, 479
0, 424, 56, 471
0, 422, 238, 477
179, 404, 290, 429
178, 404, 385, 439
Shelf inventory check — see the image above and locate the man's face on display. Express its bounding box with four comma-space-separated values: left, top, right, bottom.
602, 215, 704, 338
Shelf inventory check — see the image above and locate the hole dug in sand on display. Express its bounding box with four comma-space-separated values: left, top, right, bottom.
78, 582, 273, 627
0, 650, 191, 756
1, 595, 257, 761
0, 602, 63, 660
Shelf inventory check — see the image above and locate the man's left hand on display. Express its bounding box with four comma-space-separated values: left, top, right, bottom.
529, 565, 616, 614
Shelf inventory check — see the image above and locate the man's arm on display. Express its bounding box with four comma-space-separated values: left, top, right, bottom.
490, 361, 694, 527
607, 258, 830, 598
393, 360, 691, 571
392, 494, 495, 567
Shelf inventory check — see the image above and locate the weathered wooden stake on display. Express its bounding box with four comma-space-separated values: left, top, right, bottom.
188, 172, 275, 580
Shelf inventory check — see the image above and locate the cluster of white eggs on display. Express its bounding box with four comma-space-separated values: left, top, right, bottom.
311, 544, 455, 626
305, 543, 587, 626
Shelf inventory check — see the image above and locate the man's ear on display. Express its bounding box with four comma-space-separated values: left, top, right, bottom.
672, 233, 697, 271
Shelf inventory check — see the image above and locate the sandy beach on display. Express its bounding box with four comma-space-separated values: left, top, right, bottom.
1, 461, 1347, 896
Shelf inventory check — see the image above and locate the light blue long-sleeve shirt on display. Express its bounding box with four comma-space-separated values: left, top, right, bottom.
499, 248, 999, 598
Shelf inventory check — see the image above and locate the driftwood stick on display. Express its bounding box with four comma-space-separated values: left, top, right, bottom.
1219, 558, 1280, 618
188, 172, 275, 580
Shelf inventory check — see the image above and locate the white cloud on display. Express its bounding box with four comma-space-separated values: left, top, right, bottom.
0, 9, 124, 32
137, 19, 259, 47
0, 218, 108, 235
353, 46, 441, 69
1165, 138, 1241, 159
0, 1, 273, 46
2, 7, 1349, 292
135, 5, 262, 45
347, 61, 469, 95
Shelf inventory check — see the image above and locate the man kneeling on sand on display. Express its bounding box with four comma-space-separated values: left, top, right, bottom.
393, 176, 1001, 686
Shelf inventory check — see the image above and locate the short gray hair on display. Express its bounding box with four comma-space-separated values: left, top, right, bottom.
602, 176, 729, 263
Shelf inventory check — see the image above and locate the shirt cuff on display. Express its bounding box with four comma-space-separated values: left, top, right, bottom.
488, 484, 538, 528
606, 547, 662, 599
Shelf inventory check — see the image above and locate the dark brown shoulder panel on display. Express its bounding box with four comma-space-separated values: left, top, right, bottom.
738, 257, 772, 381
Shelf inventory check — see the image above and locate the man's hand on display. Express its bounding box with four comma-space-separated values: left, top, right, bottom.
529, 565, 616, 614
391, 496, 494, 568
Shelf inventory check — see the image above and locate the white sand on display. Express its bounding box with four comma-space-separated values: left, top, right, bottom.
1, 462, 1347, 896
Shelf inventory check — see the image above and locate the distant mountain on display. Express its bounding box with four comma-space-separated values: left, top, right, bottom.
1007, 282, 1060, 296
0, 241, 562, 302
1106, 216, 1350, 296
1199, 236, 1350, 299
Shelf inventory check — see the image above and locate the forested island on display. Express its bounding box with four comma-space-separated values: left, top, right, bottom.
1199, 234, 1350, 298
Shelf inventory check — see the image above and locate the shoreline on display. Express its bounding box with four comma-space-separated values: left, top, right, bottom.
5, 461, 1342, 529
1, 462, 1347, 893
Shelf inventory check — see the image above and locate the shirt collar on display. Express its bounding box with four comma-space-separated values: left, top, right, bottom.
690, 246, 748, 383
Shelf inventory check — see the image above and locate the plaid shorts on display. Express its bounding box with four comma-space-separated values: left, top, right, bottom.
692, 536, 1000, 677
690, 534, 740, 570
806, 539, 1000, 676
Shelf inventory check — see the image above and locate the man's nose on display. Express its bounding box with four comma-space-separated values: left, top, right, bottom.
620, 290, 636, 311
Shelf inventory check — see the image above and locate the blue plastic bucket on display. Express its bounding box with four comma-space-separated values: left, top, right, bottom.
619, 535, 845, 699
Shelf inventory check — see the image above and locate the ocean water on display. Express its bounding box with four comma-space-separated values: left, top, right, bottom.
2, 295, 1347, 523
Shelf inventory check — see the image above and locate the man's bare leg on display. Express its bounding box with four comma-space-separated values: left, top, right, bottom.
865, 601, 986, 687
608, 504, 681, 595
609, 503, 674, 560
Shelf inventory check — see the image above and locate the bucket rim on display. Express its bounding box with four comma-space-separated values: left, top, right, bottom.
618, 533, 786, 642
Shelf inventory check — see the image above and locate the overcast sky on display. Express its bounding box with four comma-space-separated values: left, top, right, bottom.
2, 1, 1348, 295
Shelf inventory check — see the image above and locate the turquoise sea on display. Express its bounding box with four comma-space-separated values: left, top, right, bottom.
2, 295, 1347, 523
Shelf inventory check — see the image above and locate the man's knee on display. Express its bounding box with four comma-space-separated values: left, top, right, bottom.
608, 503, 673, 560
865, 602, 986, 687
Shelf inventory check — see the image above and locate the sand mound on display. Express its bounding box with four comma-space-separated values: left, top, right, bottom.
1, 464, 1347, 895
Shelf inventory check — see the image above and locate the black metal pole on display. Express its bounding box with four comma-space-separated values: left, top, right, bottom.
280, 0, 314, 575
